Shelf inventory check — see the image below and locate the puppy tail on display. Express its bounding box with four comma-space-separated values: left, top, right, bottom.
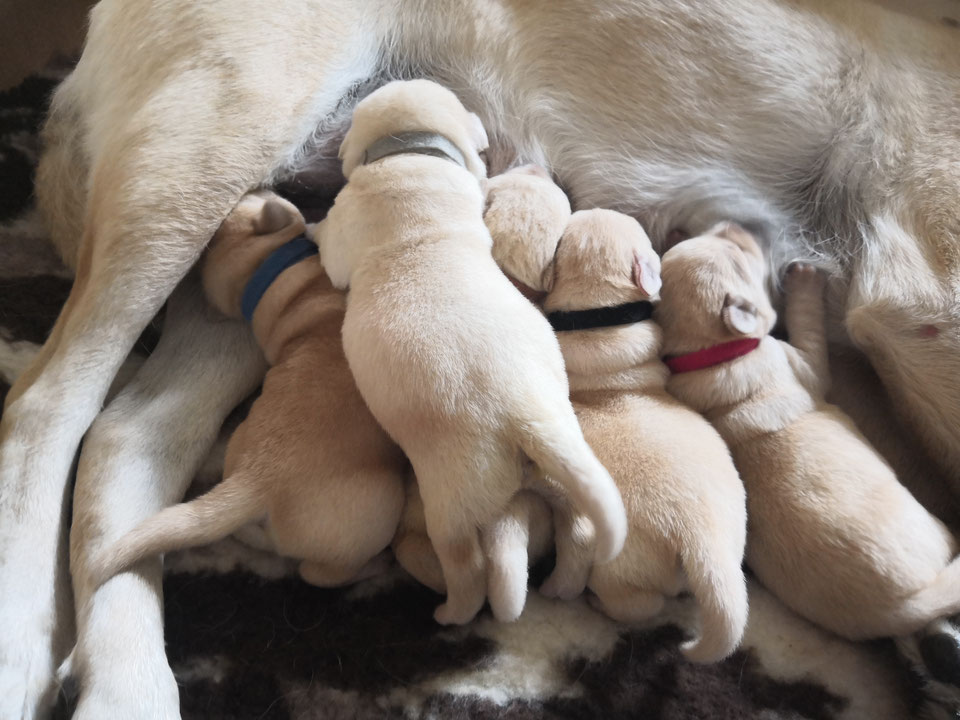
88, 473, 264, 589
678, 541, 748, 663
897, 557, 960, 634
517, 421, 627, 564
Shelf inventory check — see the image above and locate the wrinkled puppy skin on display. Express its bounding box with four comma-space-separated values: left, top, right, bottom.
658, 223, 960, 645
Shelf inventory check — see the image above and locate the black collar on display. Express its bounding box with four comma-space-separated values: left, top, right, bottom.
547, 300, 654, 332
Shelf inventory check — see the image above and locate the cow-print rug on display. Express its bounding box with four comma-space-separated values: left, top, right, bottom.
1, 66, 958, 720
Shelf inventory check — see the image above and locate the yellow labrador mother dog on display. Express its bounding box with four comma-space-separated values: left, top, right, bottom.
316, 79, 627, 626
5, 0, 960, 717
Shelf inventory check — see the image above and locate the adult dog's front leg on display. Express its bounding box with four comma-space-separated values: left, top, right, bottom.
844, 212, 960, 487
67, 275, 264, 720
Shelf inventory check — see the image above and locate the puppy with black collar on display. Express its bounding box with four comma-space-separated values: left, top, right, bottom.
316, 79, 627, 625
503, 208, 748, 662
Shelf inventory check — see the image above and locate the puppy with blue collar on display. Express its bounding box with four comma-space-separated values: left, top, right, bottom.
90, 190, 407, 589
317, 80, 627, 625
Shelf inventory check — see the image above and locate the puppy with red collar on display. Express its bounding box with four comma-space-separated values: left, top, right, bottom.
657, 222, 960, 641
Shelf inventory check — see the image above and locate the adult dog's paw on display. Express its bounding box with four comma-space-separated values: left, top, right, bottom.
66, 645, 181, 720
783, 262, 825, 294
0, 631, 59, 720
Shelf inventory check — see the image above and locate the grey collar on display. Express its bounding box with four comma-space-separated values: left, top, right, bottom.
361, 131, 467, 169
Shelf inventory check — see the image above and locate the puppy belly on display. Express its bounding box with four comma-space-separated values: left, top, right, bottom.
736, 409, 956, 637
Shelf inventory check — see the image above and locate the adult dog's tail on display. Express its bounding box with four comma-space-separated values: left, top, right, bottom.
677, 539, 748, 663
89, 473, 264, 588
517, 416, 627, 564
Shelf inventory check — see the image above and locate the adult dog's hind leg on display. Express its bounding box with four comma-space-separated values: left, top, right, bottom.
0, 4, 382, 713
66, 274, 265, 720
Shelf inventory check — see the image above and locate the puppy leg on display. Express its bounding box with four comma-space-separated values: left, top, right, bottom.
417, 471, 487, 625
539, 487, 594, 601
783, 262, 829, 395
844, 212, 960, 480
393, 534, 447, 594
482, 490, 550, 622
66, 275, 265, 720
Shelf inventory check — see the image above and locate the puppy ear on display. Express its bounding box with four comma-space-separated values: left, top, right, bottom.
722, 294, 758, 335
539, 259, 557, 294
254, 198, 298, 235
466, 112, 489, 152
711, 221, 763, 259
632, 251, 662, 297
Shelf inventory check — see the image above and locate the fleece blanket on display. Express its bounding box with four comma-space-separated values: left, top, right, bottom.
0, 63, 953, 720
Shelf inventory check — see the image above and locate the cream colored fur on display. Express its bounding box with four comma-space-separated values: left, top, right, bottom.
316, 80, 627, 625
483, 165, 572, 294
90, 191, 406, 590
392, 473, 554, 609
516, 210, 747, 663
5, 1, 960, 715
658, 224, 960, 640
391, 165, 568, 610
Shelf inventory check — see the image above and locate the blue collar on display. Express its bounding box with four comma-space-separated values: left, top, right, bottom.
240, 234, 318, 322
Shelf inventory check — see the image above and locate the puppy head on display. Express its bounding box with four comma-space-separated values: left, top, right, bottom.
202, 190, 306, 318
542, 208, 661, 313
656, 222, 776, 354
484, 165, 571, 292
339, 79, 489, 180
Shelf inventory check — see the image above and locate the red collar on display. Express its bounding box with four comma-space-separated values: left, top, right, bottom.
663, 338, 760, 374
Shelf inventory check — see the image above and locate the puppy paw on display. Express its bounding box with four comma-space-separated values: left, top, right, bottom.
433, 602, 480, 626
784, 262, 825, 294
539, 571, 586, 601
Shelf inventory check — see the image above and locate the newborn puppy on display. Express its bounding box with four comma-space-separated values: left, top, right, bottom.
657, 222, 960, 640
483, 164, 572, 297
92, 191, 406, 588
533, 209, 747, 662
317, 79, 627, 625
391, 164, 569, 612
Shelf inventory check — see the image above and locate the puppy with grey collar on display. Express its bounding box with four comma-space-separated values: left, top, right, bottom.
316, 79, 627, 625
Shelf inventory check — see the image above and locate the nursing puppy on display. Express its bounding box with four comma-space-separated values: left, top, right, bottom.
515, 209, 747, 662
91, 191, 406, 588
392, 165, 569, 611
316, 79, 627, 625
657, 223, 960, 641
